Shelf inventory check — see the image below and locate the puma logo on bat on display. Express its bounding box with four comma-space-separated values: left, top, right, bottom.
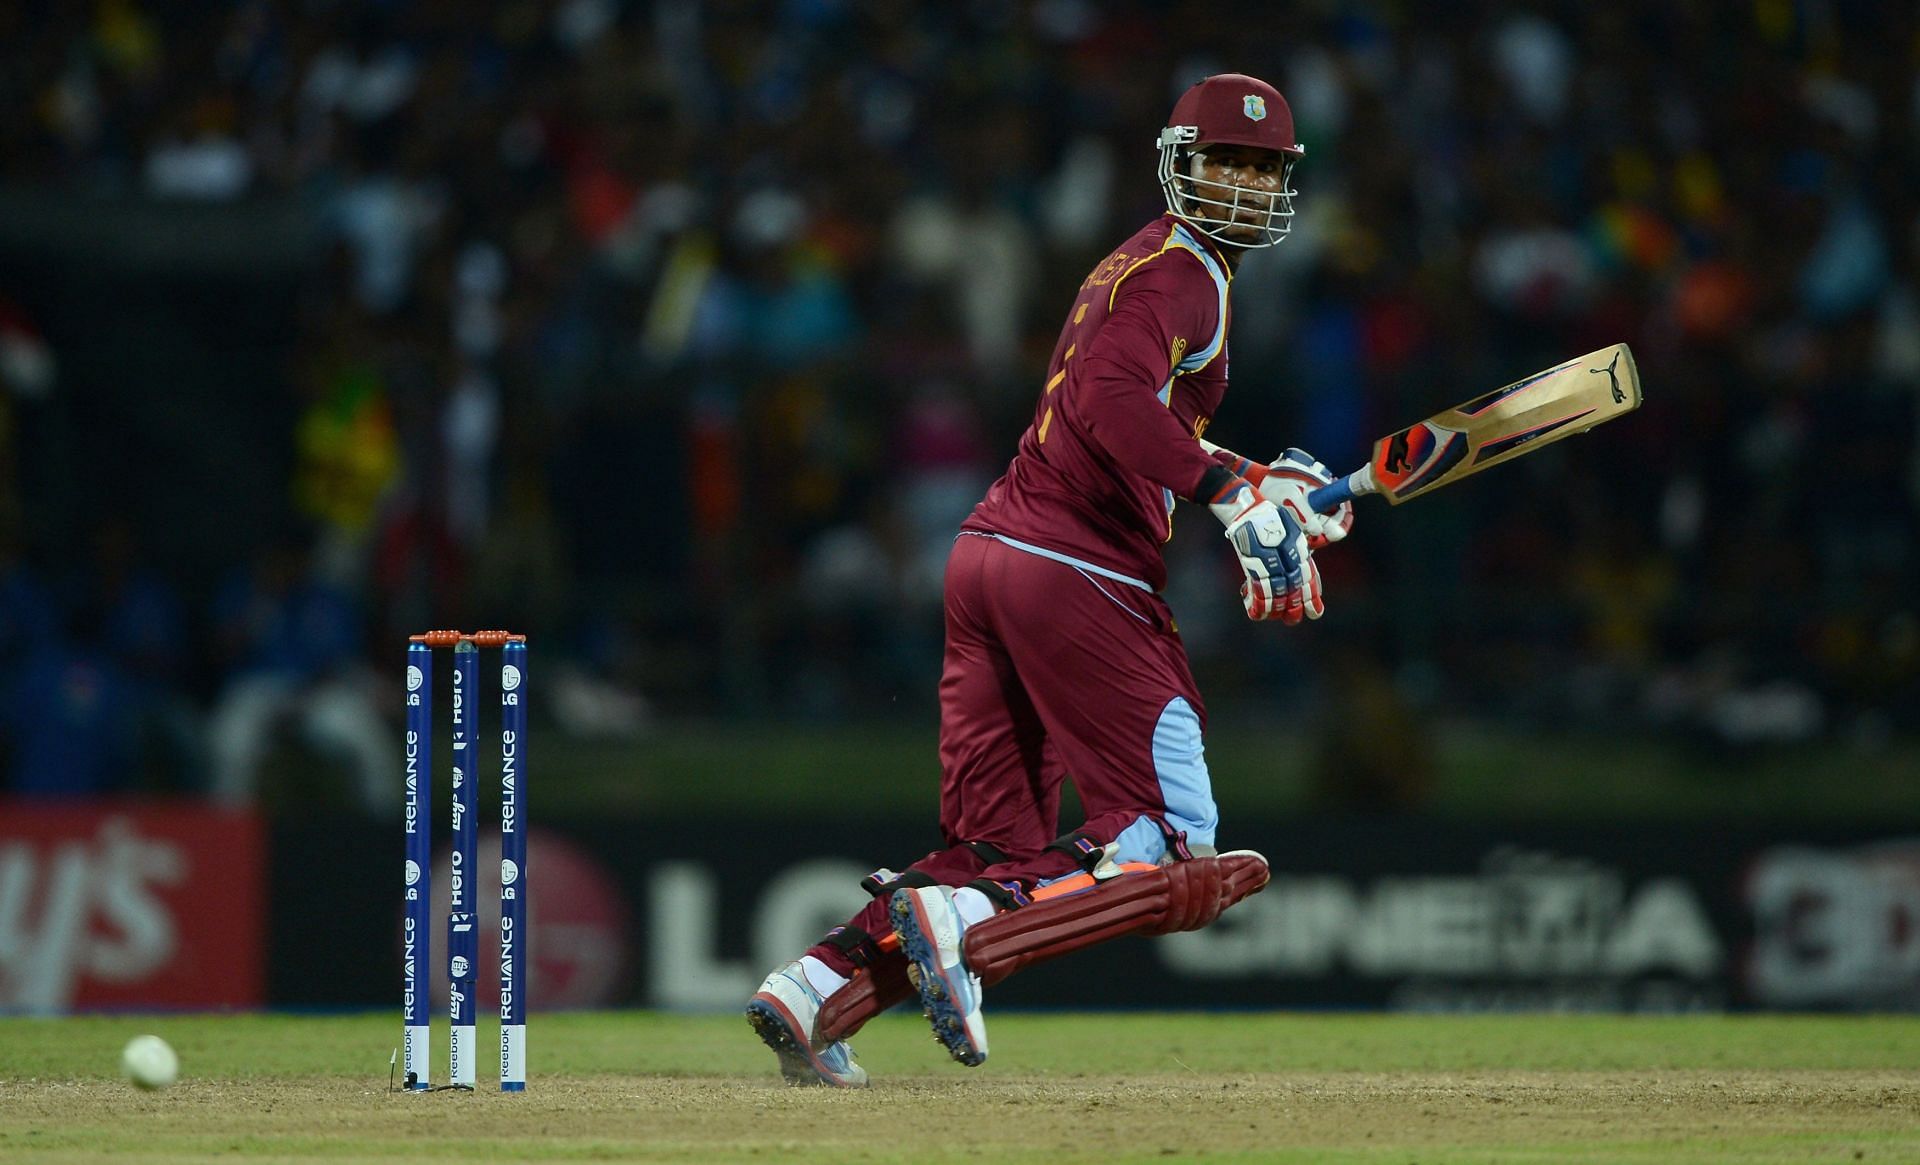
1384, 430, 1411, 474
1591, 352, 1624, 404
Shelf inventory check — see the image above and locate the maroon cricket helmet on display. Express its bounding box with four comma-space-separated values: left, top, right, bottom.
1163, 73, 1303, 157
1156, 73, 1304, 248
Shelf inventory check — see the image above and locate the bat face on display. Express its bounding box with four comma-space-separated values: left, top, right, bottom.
1369, 344, 1641, 504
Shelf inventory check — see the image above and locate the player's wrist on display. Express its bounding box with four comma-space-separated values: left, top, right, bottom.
1204, 477, 1264, 528
1194, 464, 1241, 504
1210, 447, 1271, 488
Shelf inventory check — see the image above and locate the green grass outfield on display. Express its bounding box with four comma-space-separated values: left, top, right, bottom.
3, 1011, 1918, 1162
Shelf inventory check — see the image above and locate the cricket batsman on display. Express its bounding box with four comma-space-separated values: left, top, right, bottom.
748, 73, 1353, 1085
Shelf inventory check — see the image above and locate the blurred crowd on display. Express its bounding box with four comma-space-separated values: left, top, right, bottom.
0, 0, 1916, 809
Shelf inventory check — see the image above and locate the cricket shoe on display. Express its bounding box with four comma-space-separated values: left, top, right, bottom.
746, 962, 870, 1088
890, 886, 988, 1067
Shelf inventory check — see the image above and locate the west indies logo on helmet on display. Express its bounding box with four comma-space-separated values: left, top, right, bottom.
1157, 73, 1303, 249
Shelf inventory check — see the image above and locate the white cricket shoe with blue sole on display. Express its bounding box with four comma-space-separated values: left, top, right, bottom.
746, 961, 870, 1088
890, 885, 988, 1066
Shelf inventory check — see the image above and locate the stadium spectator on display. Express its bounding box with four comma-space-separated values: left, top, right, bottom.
0, 1, 1910, 802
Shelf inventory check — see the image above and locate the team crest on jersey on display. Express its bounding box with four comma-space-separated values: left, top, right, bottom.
1243, 95, 1267, 121
1169, 336, 1189, 368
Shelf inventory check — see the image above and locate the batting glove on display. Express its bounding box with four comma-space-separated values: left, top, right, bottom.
1209, 479, 1323, 624
1259, 447, 1355, 550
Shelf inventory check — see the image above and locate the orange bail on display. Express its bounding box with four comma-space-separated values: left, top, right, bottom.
408, 630, 527, 647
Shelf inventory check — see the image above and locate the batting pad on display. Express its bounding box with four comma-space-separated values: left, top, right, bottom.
815, 851, 1269, 1043
816, 951, 913, 1043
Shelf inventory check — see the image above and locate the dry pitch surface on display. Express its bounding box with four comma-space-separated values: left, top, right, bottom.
3, 1013, 1918, 1163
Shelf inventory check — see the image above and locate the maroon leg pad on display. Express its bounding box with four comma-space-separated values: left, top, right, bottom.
816, 954, 914, 1043
965, 851, 1270, 986
816, 853, 1270, 1042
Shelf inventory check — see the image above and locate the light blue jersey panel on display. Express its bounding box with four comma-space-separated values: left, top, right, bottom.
1111, 696, 1220, 864
1166, 223, 1229, 372
1151, 227, 1230, 537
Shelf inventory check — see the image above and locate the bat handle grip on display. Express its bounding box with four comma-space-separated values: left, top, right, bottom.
1308, 464, 1377, 513
1308, 474, 1358, 514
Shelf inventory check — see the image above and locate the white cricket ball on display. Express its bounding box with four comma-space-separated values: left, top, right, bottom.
121, 1034, 179, 1090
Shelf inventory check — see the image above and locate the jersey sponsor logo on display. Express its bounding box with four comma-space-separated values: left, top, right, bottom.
1080, 250, 1132, 289
1243, 95, 1267, 121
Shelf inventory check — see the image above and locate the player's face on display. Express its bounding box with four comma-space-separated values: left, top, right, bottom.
1188, 145, 1290, 244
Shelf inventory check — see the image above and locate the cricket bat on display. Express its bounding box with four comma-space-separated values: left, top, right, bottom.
1208, 343, 1642, 513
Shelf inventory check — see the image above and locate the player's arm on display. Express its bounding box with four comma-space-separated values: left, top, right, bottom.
1071, 266, 1223, 500
1074, 261, 1324, 622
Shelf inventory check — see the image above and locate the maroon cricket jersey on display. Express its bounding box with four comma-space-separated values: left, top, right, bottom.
961, 214, 1234, 591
